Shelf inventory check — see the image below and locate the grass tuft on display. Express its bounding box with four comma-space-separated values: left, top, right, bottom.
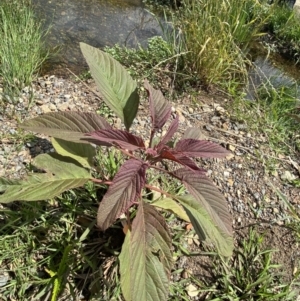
0, 0, 49, 103
171, 0, 269, 86
201, 228, 298, 300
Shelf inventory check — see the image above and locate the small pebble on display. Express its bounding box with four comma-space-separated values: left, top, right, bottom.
224, 171, 230, 177
205, 125, 212, 131
254, 192, 260, 200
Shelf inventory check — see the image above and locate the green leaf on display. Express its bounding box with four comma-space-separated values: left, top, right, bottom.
152, 198, 190, 222
0, 153, 91, 203
51, 137, 96, 168
119, 201, 172, 301
176, 194, 233, 257
20, 112, 111, 143
119, 230, 132, 301
173, 168, 232, 236
80, 42, 139, 130
0, 178, 21, 192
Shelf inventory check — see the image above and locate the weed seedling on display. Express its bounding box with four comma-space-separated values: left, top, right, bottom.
0, 43, 233, 301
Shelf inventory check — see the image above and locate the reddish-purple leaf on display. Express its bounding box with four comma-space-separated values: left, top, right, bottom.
83, 129, 145, 151
97, 159, 148, 231
132, 201, 173, 272
172, 168, 232, 236
144, 80, 172, 131
160, 148, 203, 171
145, 148, 158, 157
157, 114, 179, 150
174, 139, 230, 158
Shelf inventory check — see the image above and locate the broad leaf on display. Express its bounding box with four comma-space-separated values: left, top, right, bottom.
51, 138, 96, 168
119, 231, 132, 301
0, 153, 91, 203
160, 148, 202, 171
80, 43, 139, 130
152, 198, 190, 222
182, 127, 206, 140
176, 194, 233, 257
173, 168, 232, 235
157, 114, 179, 150
119, 201, 172, 301
144, 80, 171, 131
83, 129, 145, 151
173, 168, 233, 256
0, 178, 21, 193
97, 159, 147, 231
20, 112, 111, 143
175, 139, 230, 158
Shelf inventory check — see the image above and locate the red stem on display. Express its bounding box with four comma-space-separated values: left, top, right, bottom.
118, 148, 135, 158
144, 183, 173, 199
91, 178, 113, 185
118, 148, 145, 163
149, 164, 175, 177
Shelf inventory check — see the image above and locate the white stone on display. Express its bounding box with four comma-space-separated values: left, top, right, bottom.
186, 284, 198, 297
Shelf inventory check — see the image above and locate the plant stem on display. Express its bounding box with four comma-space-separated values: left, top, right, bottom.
149, 164, 171, 175
91, 178, 112, 185
149, 128, 155, 149
118, 148, 144, 162
144, 183, 173, 199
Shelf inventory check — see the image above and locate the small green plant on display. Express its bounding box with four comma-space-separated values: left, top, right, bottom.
104, 35, 185, 92
235, 77, 299, 156
0, 0, 49, 102
201, 229, 298, 300
0, 43, 233, 301
105, 36, 173, 72
276, 187, 300, 241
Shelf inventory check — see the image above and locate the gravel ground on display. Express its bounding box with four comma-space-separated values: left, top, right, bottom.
1, 73, 300, 298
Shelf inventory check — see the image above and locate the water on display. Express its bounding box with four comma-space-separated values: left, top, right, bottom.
246, 44, 300, 100
33, 0, 162, 71
246, 56, 299, 100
